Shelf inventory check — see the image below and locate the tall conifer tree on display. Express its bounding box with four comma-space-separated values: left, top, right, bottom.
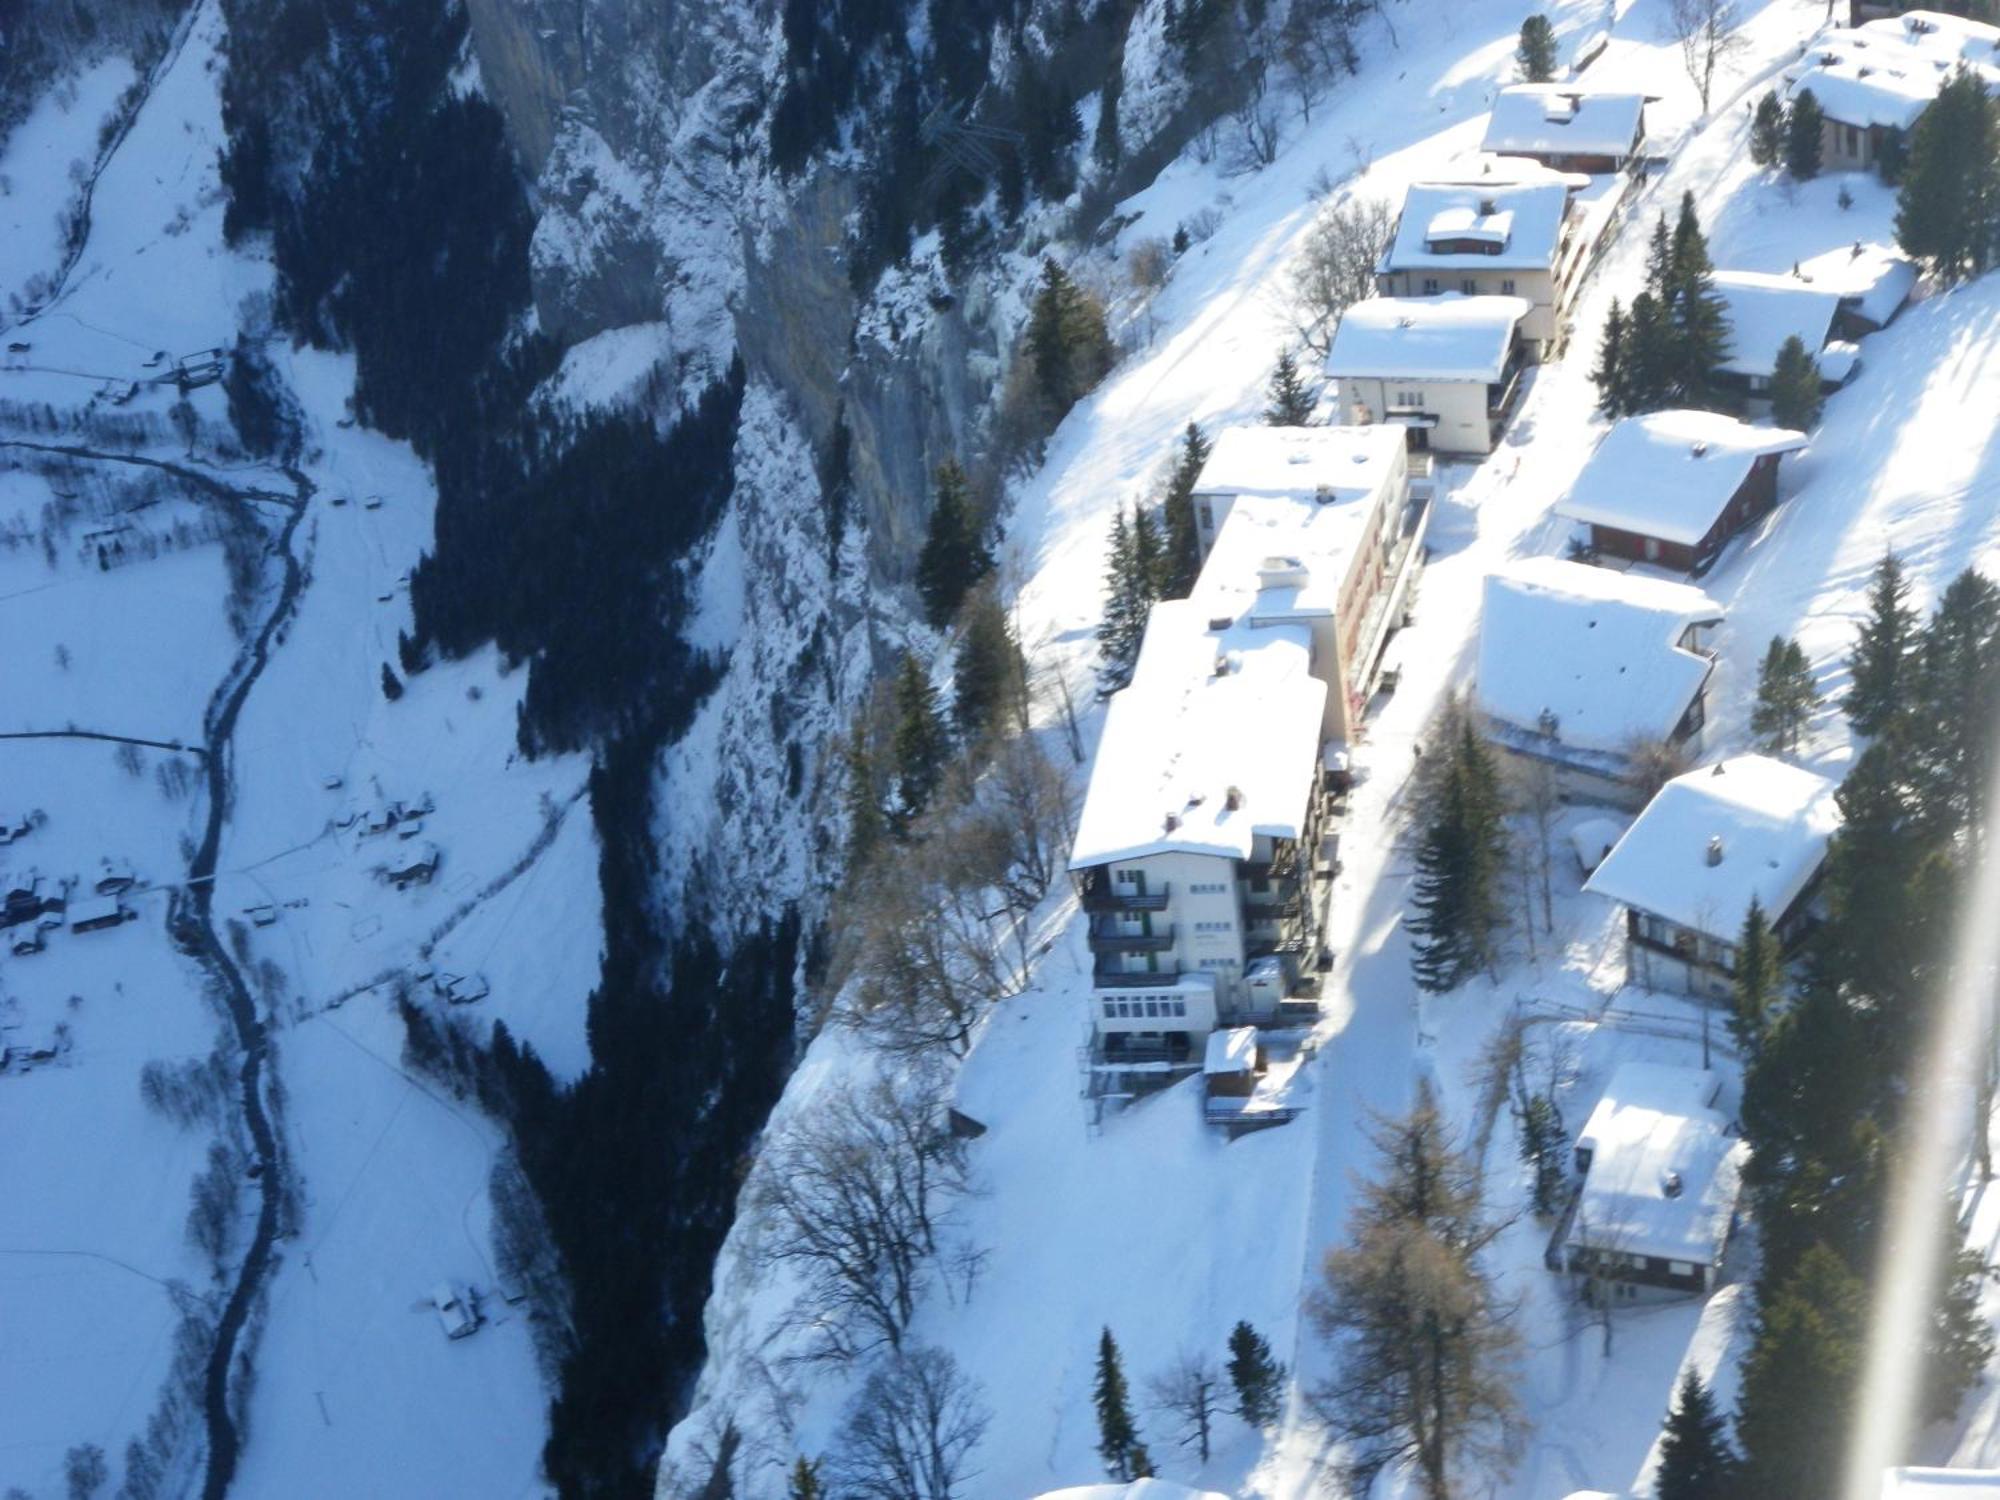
1846, 550, 1918, 738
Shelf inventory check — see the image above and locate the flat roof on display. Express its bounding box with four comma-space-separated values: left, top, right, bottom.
1476, 557, 1723, 753
1711, 270, 1843, 379
1068, 602, 1326, 868
1568, 1061, 1744, 1267
1327, 294, 1532, 383
1480, 85, 1649, 158
1381, 178, 1572, 273
1190, 424, 1405, 507
1584, 754, 1842, 936
1553, 410, 1808, 547
1204, 1026, 1259, 1074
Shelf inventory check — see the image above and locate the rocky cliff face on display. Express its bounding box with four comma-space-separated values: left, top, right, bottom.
463, 0, 1015, 600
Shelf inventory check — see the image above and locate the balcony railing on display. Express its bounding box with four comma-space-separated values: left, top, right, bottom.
1087, 919, 1176, 955
1079, 868, 1170, 913
1092, 963, 1184, 989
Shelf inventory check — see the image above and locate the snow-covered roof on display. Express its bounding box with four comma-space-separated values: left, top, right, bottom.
1036, 1484, 1231, 1500
1381, 178, 1572, 272
1476, 558, 1723, 753
1795, 241, 1917, 327
1818, 339, 1862, 384
1568, 1061, 1743, 1267
1068, 603, 1326, 868
1553, 411, 1808, 547
1204, 1026, 1259, 1075
66, 894, 121, 927
1711, 270, 1842, 379
1327, 294, 1531, 382
1571, 816, 1626, 874
1882, 1469, 2000, 1498
1788, 11, 2000, 129
1480, 86, 1649, 159
1584, 755, 1842, 936
1190, 424, 1404, 507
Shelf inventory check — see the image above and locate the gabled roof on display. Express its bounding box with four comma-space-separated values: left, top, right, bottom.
1795, 241, 1918, 326
1583, 754, 1842, 935
1190, 424, 1404, 506
1327, 294, 1532, 383
1711, 270, 1843, 378
1476, 558, 1723, 753
1882, 1470, 2000, 1499
1480, 85, 1649, 159
1567, 1061, 1744, 1266
1554, 411, 1808, 548
1380, 178, 1572, 273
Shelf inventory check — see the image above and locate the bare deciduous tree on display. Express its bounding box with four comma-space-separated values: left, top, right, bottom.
753, 1069, 971, 1362
1147, 1350, 1223, 1463
1309, 1089, 1524, 1498
1288, 194, 1397, 356
1507, 755, 1561, 940
831, 1344, 991, 1500
1668, 0, 1747, 114
1622, 733, 1692, 805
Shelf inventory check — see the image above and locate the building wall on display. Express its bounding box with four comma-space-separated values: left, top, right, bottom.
1586, 456, 1781, 575
1336, 374, 1501, 456
1089, 849, 1252, 1013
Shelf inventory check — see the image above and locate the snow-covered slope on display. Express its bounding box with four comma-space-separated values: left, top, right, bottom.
663, 0, 2000, 1495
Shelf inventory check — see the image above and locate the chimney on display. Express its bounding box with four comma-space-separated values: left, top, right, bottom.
1163, 812, 1180, 834
1690, 440, 1710, 458
1661, 1169, 1684, 1199
1225, 786, 1244, 811
1707, 836, 1725, 867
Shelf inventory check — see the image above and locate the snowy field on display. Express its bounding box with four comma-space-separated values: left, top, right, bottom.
669, 0, 2000, 1492
0, 2, 600, 1492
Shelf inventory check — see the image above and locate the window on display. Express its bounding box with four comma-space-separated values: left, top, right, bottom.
1189, 881, 1228, 895
1460, 278, 1477, 295
1171, 1000, 1187, 1017
1194, 920, 1234, 934
1198, 501, 1213, 528
1103, 1000, 1117, 1018
1421, 277, 1441, 295
1116, 999, 1132, 1017
1644, 536, 1661, 561
1144, 999, 1160, 1017
1669, 1260, 1697, 1278
1500, 278, 1516, 294
1394, 389, 1423, 408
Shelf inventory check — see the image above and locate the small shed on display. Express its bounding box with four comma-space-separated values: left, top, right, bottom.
68, 895, 127, 933
95, 858, 136, 896
436, 972, 490, 1005
1203, 1027, 1265, 1099
385, 843, 441, 889
1570, 817, 1626, 875
431, 1283, 479, 1340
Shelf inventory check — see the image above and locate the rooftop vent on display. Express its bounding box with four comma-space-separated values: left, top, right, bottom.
1661, 1169, 1685, 1199
1479, 198, 1499, 216
1225, 785, 1244, 811
1690, 440, 1710, 458
1163, 812, 1181, 834
1538, 708, 1561, 739
1707, 835, 1725, 867
1396, 316, 1417, 330
1208, 615, 1235, 631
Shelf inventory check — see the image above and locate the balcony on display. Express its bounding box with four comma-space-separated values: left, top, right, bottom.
1092, 963, 1184, 989
1088, 918, 1176, 955
1079, 868, 1170, 913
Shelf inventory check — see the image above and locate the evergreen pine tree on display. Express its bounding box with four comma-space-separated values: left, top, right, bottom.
842, 728, 886, 870
1896, 66, 2000, 284
786, 1456, 823, 1500
1846, 550, 1919, 738
1785, 88, 1825, 180
1226, 1321, 1284, 1427
1026, 257, 1115, 417
1730, 897, 1781, 1059
1622, 291, 1674, 414
1749, 90, 1786, 167
1264, 348, 1317, 425
1158, 422, 1211, 600
890, 652, 950, 829
1516, 14, 1559, 82
1516, 1090, 1567, 1216
1769, 333, 1824, 430
1736, 1242, 1867, 1498
1131, 502, 1167, 601
1907, 567, 2000, 836
916, 459, 993, 628
1591, 298, 1628, 417
1097, 507, 1135, 687
1656, 1370, 1737, 1500
1750, 635, 1818, 756
1667, 193, 1732, 407
953, 585, 1024, 741
1094, 1328, 1145, 1480
1408, 719, 1511, 991
1645, 213, 1675, 303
